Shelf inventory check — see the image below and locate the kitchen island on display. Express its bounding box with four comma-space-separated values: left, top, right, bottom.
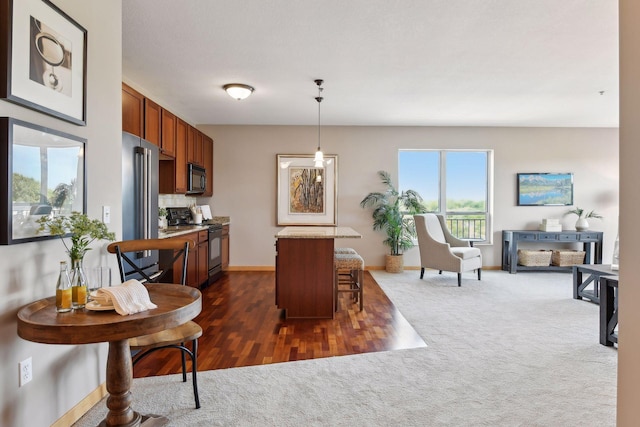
275, 226, 361, 319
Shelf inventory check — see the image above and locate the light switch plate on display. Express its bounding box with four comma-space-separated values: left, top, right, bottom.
102, 206, 111, 224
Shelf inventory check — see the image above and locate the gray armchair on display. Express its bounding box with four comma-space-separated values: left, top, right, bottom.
413, 214, 482, 286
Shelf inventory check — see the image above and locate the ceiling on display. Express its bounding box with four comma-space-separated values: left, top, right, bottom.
122, 0, 618, 127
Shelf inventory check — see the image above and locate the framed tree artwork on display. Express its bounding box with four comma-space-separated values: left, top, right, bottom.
1, 0, 87, 125
277, 154, 338, 226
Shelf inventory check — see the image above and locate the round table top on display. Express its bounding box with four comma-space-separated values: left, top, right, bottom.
17, 284, 202, 345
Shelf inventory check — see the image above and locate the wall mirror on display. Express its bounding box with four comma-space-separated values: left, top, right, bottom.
0, 118, 86, 244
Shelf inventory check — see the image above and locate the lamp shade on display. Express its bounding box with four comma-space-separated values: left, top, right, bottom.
223, 84, 254, 100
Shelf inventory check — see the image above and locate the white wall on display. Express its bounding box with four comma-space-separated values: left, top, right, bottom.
0, 1, 122, 426
198, 125, 618, 270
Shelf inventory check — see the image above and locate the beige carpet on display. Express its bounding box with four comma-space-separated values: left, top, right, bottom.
75, 270, 617, 426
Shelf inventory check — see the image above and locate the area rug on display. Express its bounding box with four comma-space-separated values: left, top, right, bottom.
75, 270, 617, 426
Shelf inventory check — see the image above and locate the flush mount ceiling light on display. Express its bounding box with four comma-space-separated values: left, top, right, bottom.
223, 83, 254, 100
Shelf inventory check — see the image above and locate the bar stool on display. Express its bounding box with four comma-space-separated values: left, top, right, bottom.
334, 252, 364, 311
335, 247, 357, 254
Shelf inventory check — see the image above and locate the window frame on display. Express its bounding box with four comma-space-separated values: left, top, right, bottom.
399, 149, 494, 245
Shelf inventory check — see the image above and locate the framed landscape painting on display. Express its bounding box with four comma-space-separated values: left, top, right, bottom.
277, 154, 338, 226
0, 118, 86, 244
1, 0, 87, 125
517, 173, 573, 206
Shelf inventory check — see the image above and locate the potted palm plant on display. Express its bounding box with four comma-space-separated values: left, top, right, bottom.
360, 170, 427, 273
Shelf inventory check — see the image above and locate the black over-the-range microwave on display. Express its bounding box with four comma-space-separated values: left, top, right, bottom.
188, 164, 206, 193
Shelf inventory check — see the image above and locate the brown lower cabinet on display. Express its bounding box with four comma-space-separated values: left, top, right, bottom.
161, 230, 209, 288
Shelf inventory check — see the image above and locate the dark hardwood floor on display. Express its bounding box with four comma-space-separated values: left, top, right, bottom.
133, 271, 426, 378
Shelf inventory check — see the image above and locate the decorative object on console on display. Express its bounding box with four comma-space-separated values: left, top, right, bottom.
1, 0, 88, 125
539, 218, 562, 232
223, 83, 254, 100
360, 171, 427, 273
517, 173, 573, 206
276, 154, 338, 226
565, 207, 602, 231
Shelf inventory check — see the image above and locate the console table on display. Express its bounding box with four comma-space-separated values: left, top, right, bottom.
502, 230, 603, 274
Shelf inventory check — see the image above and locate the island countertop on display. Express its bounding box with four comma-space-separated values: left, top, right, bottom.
275, 226, 361, 239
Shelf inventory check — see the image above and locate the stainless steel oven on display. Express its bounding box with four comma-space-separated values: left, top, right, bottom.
208, 224, 223, 283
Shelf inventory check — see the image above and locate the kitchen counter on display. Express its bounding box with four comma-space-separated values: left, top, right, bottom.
275, 226, 361, 239
158, 216, 230, 239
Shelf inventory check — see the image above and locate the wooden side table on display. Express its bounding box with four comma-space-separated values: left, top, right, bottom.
17, 284, 201, 427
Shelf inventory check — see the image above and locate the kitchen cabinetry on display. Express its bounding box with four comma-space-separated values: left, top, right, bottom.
164, 230, 209, 288
122, 82, 213, 195
122, 83, 143, 137
160, 109, 176, 159
187, 127, 204, 167
221, 224, 229, 270
203, 134, 213, 196
143, 98, 161, 146
159, 118, 187, 194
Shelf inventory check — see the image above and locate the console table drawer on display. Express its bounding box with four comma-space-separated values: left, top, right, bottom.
580, 233, 600, 241
558, 234, 579, 241
538, 234, 559, 241
517, 233, 537, 241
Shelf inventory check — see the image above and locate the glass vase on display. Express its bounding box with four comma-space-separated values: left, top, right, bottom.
70, 258, 88, 309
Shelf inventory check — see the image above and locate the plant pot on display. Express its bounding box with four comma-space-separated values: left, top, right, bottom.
575, 218, 589, 231
385, 254, 404, 273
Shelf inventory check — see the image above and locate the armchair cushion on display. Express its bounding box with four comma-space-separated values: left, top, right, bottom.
451, 246, 481, 260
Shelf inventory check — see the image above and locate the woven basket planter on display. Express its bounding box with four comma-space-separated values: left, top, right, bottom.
551, 250, 586, 266
385, 254, 404, 273
517, 249, 552, 266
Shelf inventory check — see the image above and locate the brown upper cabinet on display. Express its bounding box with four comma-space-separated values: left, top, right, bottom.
144, 98, 161, 147
187, 127, 204, 167
160, 109, 177, 159
122, 83, 144, 137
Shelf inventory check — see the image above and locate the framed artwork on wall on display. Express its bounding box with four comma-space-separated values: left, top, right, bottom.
0, 0, 87, 125
0, 117, 86, 244
517, 172, 574, 206
276, 154, 338, 226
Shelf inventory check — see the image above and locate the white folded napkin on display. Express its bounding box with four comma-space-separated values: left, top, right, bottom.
94, 279, 158, 315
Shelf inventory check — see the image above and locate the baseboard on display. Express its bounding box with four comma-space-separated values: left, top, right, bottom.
52, 383, 107, 427
226, 265, 502, 271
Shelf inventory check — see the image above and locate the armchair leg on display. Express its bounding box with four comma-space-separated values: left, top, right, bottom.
420, 268, 425, 279
457, 273, 461, 287
478, 268, 482, 281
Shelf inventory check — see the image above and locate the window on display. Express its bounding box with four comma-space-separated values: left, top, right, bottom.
399, 149, 493, 243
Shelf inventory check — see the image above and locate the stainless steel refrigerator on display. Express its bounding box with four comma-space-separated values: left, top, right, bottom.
121, 131, 159, 278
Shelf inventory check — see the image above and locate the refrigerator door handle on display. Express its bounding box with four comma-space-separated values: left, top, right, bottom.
135, 146, 152, 257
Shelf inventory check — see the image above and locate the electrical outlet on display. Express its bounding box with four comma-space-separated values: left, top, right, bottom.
19, 357, 32, 387
102, 206, 111, 224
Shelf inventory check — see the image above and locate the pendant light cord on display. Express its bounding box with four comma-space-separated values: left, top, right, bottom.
315, 79, 324, 152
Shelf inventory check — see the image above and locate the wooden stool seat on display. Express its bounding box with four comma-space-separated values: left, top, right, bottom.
335, 252, 364, 311
129, 321, 203, 349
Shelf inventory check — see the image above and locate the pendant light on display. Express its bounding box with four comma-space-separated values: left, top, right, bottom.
314, 79, 324, 168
